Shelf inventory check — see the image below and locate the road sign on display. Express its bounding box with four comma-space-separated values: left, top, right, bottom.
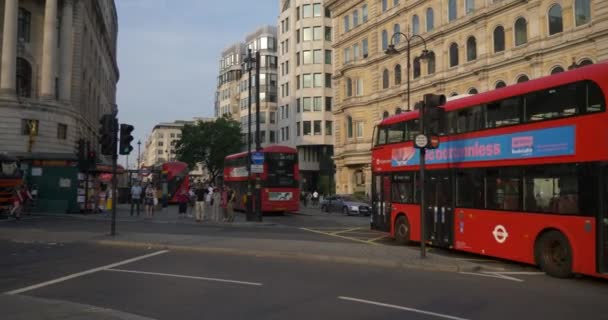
414, 134, 429, 149
251, 164, 264, 173
251, 152, 264, 165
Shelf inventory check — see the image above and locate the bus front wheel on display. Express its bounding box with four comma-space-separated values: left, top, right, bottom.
394, 215, 410, 245
535, 230, 573, 278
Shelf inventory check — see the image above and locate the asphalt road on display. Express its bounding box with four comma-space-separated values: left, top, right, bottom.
2, 241, 608, 320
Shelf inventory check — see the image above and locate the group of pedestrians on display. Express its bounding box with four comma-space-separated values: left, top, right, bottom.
301, 190, 320, 208
130, 182, 160, 218
129, 181, 237, 222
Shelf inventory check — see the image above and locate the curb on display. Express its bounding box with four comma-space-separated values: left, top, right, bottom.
94, 239, 476, 274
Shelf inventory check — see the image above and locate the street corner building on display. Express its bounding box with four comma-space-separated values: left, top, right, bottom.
325, 0, 608, 196
0, 0, 119, 213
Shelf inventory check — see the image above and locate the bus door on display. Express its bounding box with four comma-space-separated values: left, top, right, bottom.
425, 171, 454, 248
371, 174, 391, 232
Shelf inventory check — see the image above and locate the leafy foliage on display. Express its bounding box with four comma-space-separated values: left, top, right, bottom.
175, 114, 242, 181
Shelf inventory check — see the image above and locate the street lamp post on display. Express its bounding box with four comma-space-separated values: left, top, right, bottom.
385, 32, 431, 258
137, 140, 141, 170
244, 48, 256, 221
385, 32, 430, 111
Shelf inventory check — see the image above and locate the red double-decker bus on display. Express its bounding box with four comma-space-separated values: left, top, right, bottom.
371, 63, 608, 279
160, 161, 190, 203
224, 145, 299, 213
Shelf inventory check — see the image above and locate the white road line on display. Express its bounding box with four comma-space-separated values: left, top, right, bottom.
105, 268, 263, 286
338, 296, 471, 320
459, 271, 533, 282
5, 250, 169, 295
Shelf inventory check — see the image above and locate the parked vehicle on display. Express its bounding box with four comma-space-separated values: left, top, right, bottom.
320, 195, 371, 216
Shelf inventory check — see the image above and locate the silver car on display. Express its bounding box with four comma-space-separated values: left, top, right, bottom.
320, 195, 371, 216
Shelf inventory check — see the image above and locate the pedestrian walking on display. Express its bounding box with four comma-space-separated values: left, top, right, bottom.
194, 184, 206, 222
212, 187, 221, 221
312, 190, 319, 206
221, 187, 228, 222
98, 185, 107, 214
9, 185, 31, 220
187, 186, 196, 218
130, 182, 142, 216
226, 187, 236, 222
144, 184, 155, 217
204, 185, 213, 221
177, 188, 189, 216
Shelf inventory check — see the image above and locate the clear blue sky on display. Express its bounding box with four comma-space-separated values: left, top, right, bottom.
116, 0, 278, 165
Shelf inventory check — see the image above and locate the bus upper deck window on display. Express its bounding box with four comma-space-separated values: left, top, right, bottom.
586, 81, 605, 113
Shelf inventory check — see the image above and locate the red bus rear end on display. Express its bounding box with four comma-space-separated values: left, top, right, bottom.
161, 161, 190, 204
224, 145, 300, 213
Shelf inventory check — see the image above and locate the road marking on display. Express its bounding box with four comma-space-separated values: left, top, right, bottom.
300, 227, 380, 246
330, 227, 363, 235
338, 296, 470, 320
459, 271, 544, 282
5, 250, 169, 295
105, 268, 263, 286
366, 234, 390, 243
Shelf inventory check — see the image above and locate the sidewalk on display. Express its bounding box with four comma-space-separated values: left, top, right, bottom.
1, 294, 155, 320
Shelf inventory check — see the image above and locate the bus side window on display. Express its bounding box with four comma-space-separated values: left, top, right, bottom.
586, 81, 606, 113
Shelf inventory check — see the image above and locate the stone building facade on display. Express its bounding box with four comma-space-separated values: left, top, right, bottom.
278, 0, 336, 193
326, 0, 608, 196
0, 0, 119, 160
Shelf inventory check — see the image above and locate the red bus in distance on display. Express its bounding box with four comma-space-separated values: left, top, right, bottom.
160, 161, 190, 204
371, 63, 608, 279
224, 145, 300, 213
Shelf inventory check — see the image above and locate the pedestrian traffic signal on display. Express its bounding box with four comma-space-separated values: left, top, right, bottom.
119, 124, 134, 155
87, 150, 96, 168
76, 139, 85, 162
422, 94, 446, 135
99, 114, 117, 155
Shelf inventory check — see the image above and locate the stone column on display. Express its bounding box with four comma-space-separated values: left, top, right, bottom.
40, 0, 58, 99
0, 0, 19, 95
59, 0, 73, 101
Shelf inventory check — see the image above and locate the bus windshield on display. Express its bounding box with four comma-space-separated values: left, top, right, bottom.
266, 153, 297, 187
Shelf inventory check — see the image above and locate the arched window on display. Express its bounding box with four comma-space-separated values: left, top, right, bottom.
382, 0, 388, 12
548, 4, 563, 35
495, 81, 507, 89
579, 59, 593, 66
514, 18, 527, 46
382, 69, 389, 89
394, 64, 402, 85
16, 58, 32, 98
413, 57, 421, 78
468, 88, 478, 94
427, 51, 436, 74
551, 66, 565, 74
426, 8, 434, 31
383, 111, 389, 119
393, 24, 400, 44
412, 15, 420, 35
493, 26, 505, 53
347, 116, 353, 138
575, 0, 591, 26
346, 78, 353, 96
517, 75, 529, 83
450, 92, 458, 97
448, 0, 457, 22
449, 43, 459, 67
381, 30, 388, 50
395, 107, 402, 114
466, 36, 477, 61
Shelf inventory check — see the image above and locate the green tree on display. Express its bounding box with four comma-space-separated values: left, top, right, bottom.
175, 114, 243, 181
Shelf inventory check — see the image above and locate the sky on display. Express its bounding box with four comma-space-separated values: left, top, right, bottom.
115, 0, 278, 165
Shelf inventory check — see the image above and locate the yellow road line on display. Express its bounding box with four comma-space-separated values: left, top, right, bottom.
330, 227, 364, 235
300, 227, 380, 246
366, 234, 390, 243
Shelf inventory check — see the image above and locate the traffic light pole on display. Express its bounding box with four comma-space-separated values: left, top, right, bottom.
111, 114, 118, 236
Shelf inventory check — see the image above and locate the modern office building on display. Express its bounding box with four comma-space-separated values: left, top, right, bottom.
326, 0, 607, 196
278, 0, 335, 193
0, 0, 119, 212
216, 42, 246, 119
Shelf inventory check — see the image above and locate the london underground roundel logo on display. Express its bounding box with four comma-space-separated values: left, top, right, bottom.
492, 225, 509, 243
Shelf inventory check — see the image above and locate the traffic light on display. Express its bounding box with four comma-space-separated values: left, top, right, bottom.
76, 139, 85, 162
87, 150, 96, 168
422, 94, 446, 135
119, 124, 134, 155
99, 114, 117, 155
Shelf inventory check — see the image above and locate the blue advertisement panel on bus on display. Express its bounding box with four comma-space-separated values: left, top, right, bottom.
391, 125, 576, 167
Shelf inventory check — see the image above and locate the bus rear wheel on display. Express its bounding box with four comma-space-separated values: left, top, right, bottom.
535, 230, 573, 278
394, 216, 410, 245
